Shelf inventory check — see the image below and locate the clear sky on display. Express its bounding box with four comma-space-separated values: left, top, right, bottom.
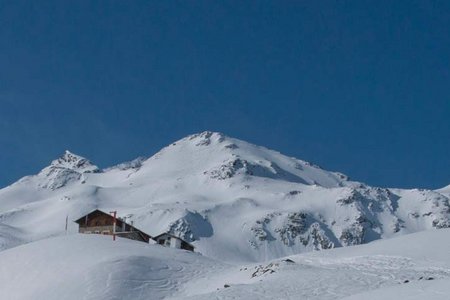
0, 1, 449, 189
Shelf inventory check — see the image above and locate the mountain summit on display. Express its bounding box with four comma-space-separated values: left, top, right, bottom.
0, 132, 449, 262
143, 131, 349, 188
34, 150, 100, 190
48, 150, 100, 174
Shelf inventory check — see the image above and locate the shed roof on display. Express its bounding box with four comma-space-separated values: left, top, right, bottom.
152, 232, 194, 248
74, 209, 152, 239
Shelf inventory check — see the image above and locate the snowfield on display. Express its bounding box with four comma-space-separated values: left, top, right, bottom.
1, 230, 450, 300
0, 131, 449, 299
0, 235, 228, 300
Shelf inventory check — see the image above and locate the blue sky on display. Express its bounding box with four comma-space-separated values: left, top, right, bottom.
0, 1, 449, 189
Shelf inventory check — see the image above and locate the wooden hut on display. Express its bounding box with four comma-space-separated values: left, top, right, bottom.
74, 209, 151, 243
153, 233, 194, 251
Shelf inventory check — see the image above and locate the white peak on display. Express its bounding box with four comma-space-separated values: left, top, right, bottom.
49, 151, 99, 174
145, 131, 348, 188
185, 131, 227, 146
32, 151, 100, 190
190, 131, 225, 139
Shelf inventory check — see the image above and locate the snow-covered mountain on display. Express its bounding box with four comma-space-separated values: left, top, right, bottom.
0, 131, 449, 262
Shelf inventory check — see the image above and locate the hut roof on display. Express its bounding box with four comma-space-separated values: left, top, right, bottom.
74, 209, 151, 239
152, 232, 194, 248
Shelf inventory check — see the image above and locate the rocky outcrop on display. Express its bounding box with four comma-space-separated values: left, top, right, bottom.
37, 151, 99, 190
250, 212, 334, 251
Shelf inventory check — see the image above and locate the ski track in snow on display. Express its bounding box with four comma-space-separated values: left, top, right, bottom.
182, 255, 450, 300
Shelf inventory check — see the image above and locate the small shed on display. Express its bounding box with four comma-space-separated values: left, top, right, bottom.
153, 233, 194, 251
74, 209, 151, 243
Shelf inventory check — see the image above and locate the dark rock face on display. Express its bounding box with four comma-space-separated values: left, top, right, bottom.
250, 212, 334, 251
275, 212, 308, 246
340, 223, 365, 246
205, 157, 308, 184
432, 218, 450, 229
309, 223, 334, 250
242, 186, 450, 252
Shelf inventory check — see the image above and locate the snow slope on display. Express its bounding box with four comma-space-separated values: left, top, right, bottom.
437, 184, 450, 197
0, 235, 228, 300
340, 281, 450, 300
1, 229, 450, 300
0, 131, 449, 263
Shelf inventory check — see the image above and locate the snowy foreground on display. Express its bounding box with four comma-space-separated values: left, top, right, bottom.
1, 230, 450, 300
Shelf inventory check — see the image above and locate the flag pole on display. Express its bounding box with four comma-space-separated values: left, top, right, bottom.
110, 211, 117, 241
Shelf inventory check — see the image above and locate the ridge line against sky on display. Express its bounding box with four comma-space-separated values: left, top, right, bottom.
0, 1, 449, 189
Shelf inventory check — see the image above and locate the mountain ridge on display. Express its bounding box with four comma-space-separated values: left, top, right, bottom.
0, 131, 449, 262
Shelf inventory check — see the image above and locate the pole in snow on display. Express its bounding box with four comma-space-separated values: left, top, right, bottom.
65, 215, 68, 234
110, 211, 117, 241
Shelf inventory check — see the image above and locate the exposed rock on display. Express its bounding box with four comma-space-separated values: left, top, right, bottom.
309, 223, 334, 250
168, 211, 213, 243
275, 212, 308, 246
37, 151, 100, 190
250, 212, 333, 251
252, 262, 279, 278
105, 157, 146, 171
340, 223, 365, 246
432, 218, 450, 229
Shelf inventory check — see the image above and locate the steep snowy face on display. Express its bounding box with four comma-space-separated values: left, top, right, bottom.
141, 131, 349, 188
36, 151, 100, 190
